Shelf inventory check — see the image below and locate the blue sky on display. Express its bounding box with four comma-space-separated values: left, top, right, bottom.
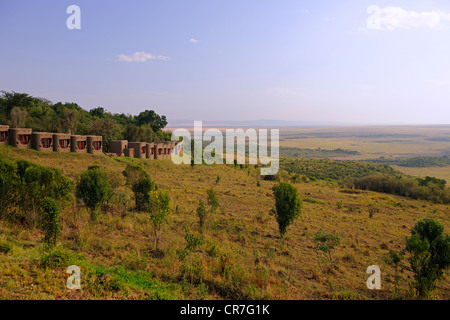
1, 0, 450, 124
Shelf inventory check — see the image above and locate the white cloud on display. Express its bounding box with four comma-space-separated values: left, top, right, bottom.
366, 6, 450, 31
117, 52, 171, 63
189, 38, 200, 44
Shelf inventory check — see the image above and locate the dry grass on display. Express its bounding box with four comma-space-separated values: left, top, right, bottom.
0, 145, 449, 300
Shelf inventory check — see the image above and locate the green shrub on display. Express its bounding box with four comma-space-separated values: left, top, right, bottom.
271, 182, 302, 237
196, 200, 208, 233
313, 229, 341, 266
147, 190, 171, 251
132, 175, 157, 211
206, 188, 219, 214
76, 166, 113, 221
405, 218, 450, 298
40, 198, 60, 247
0, 241, 13, 254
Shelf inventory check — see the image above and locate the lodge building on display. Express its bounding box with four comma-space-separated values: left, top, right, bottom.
0, 125, 182, 159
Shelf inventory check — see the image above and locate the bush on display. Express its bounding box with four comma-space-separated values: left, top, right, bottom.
76, 166, 113, 221
313, 229, 341, 266
206, 188, 219, 214
353, 175, 450, 204
271, 182, 302, 237
405, 218, 450, 298
132, 175, 157, 211
40, 198, 60, 247
0, 158, 18, 219
147, 190, 171, 251
196, 200, 208, 233
0, 158, 72, 226
123, 164, 147, 187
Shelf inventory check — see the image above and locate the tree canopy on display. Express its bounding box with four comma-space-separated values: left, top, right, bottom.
0, 90, 171, 151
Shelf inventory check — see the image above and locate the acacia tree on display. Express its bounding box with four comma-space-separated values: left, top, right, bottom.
76, 166, 112, 221
405, 218, 450, 298
313, 229, 341, 267
271, 182, 302, 237
147, 190, 171, 251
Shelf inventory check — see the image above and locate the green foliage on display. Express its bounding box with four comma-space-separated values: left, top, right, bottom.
280, 147, 359, 159
132, 174, 158, 211
0, 241, 13, 254
302, 197, 326, 205
206, 188, 219, 214
123, 164, 147, 186
271, 182, 302, 237
40, 198, 60, 247
405, 218, 450, 298
0, 91, 170, 144
365, 156, 450, 168
0, 158, 18, 219
135, 110, 168, 132
353, 175, 450, 204
76, 166, 113, 221
0, 158, 72, 226
147, 190, 171, 251
177, 228, 203, 261
313, 229, 341, 265
176, 229, 204, 284
383, 250, 405, 295
196, 200, 208, 233
281, 158, 400, 181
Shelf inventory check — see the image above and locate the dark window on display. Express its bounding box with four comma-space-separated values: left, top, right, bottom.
158, 148, 162, 155
18, 134, 31, 145
93, 141, 102, 150
141, 146, 146, 154
41, 138, 52, 148
0, 132, 7, 142
77, 141, 87, 150
59, 139, 70, 148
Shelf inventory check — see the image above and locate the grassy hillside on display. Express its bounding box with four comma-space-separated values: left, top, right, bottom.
0, 146, 449, 300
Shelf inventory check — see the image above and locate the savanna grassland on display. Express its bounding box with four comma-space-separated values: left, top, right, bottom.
278, 125, 450, 182
0, 145, 449, 300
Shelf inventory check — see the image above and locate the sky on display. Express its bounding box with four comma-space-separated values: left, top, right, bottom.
1, 0, 450, 125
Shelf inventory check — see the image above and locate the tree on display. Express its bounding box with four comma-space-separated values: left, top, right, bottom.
147, 190, 171, 251
88, 117, 122, 152
196, 200, 207, 233
135, 110, 167, 132
40, 198, 60, 247
89, 107, 106, 118
10, 106, 28, 128
123, 164, 147, 187
0, 158, 18, 220
16, 160, 73, 226
132, 175, 158, 211
206, 188, 219, 214
271, 182, 302, 237
405, 218, 450, 298
76, 166, 113, 221
313, 229, 341, 267
383, 249, 405, 295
